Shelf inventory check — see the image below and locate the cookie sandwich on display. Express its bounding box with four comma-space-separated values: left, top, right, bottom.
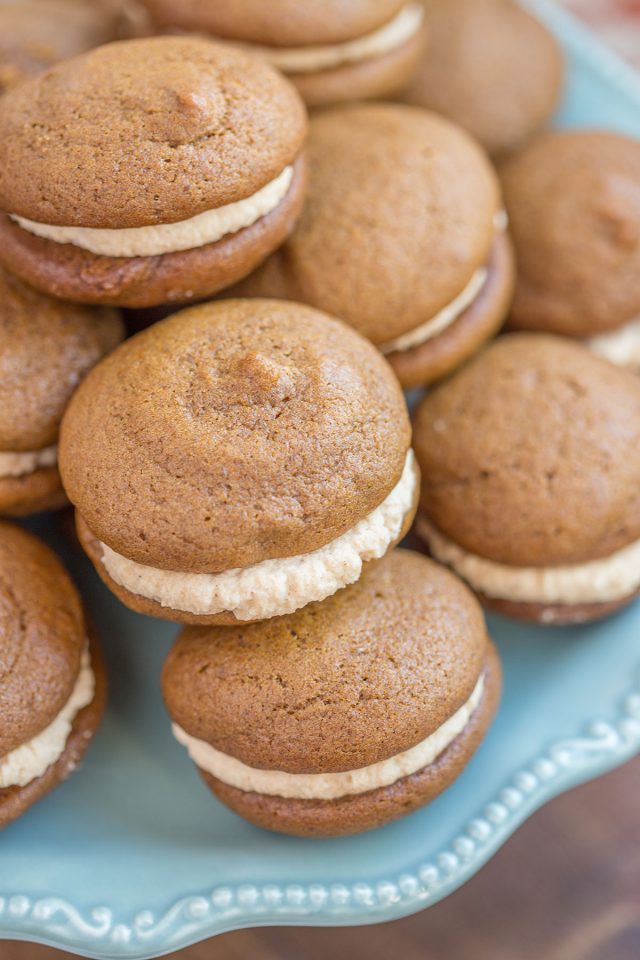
0, 522, 106, 828
0, 268, 123, 517
0, 36, 307, 307
414, 335, 640, 624
501, 131, 640, 371
162, 549, 501, 837
60, 299, 418, 624
228, 104, 514, 388
400, 0, 563, 157
135, 0, 427, 108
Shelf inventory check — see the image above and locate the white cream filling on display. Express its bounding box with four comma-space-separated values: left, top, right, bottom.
380, 211, 507, 355
99, 450, 418, 621
172, 672, 484, 800
418, 516, 640, 605
381, 268, 488, 355
0, 647, 94, 789
588, 316, 640, 371
0, 443, 57, 479
245, 3, 424, 74
10, 166, 294, 259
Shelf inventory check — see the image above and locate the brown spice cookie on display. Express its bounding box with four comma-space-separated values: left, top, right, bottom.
0, 37, 306, 227
139, 0, 407, 45
74, 482, 418, 625
400, 0, 563, 157
413, 334, 640, 623
500, 131, 640, 338
0, 37, 307, 306
411, 536, 640, 626
0, 522, 106, 827
162, 550, 500, 836
0, 627, 107, 829
280, 17, 426, 109
0, 268, 123, 516
387, 229, 515, 388
227, 103, 507, 387
60, 299, 416, 623
0, 269, 123, 451
135, 0, 426, 108
204, 643, 500, 837
0, 0, 120, 94
0, 522, 85, 755
0, 468, 69, 519
0, 154, 307, 308
478, 587, 640, 627
414, 334, 640, 567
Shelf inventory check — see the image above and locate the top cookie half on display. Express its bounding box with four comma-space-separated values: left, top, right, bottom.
0, 36, 307, 229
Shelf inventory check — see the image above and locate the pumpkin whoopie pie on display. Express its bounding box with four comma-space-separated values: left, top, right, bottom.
162, 549, 501, 837
400, 0, 563, 157
0, 0, 120, 95
227, 103, 515, 389
0, 522, 107, 828
0, 268, 123, 517
500, 131, 640, 371
413, 334, 640, 625
59, 299, 418, 625
0, 36, 307, 307
134, 0, 427, 108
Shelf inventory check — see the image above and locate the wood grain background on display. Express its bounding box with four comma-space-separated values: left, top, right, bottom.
3, 757, 639, 960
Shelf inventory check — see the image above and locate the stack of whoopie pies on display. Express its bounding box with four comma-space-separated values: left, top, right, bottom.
0, 0, 638, 838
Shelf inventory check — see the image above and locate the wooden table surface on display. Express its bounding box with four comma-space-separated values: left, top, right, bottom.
3, 756, 639, 960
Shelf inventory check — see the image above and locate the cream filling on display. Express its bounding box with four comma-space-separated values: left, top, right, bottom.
0, 647, 94, 789
380, 211, 507, 355
172, 672, 484, 800
246, 3, 424, 74
587, 317, 640, 371
0, 443, 57, 479
381, 268, 488, 355
10, 166, 294, 259
99, 450, 418, 621
418, 516, 640, 605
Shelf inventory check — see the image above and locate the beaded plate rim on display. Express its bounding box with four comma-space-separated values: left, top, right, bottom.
2, 670, 639, 959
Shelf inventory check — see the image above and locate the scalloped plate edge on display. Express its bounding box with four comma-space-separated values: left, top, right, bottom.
2, 668, 639, 960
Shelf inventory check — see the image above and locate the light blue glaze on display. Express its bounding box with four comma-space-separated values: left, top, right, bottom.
1, 4, 639, 956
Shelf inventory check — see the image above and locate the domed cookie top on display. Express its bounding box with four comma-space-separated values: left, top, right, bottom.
60, 299, 412, 576
140, 0, 406, 46
414, 334, 640, 570
163, 549, 489, 772
0, 521, 85, 758
501, 131, 640, 339
0, 268, 123, 452
414, 334, 640, 624
229, 103, 508, 387
0, 36, 307, 229
401, 0, 563, 157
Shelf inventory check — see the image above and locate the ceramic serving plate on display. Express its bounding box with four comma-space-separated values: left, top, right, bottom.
2, 4, 640, 958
